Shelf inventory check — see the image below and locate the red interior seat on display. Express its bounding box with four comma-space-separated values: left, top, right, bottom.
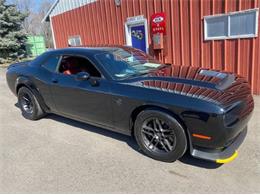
63, 70, 72, 75
62, 58, 80, 75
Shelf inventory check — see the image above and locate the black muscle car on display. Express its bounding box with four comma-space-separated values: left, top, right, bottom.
6, 46, 254, 163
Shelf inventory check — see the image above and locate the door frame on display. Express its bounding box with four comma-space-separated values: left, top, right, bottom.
125, 16, 149, 53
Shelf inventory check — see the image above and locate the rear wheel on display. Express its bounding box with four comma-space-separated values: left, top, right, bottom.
18, 87, 46, 120
134, 110, 187, 162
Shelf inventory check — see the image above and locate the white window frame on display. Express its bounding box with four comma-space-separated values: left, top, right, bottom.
68, 35, 82, 47
125, 15, 149, 53
204, 8, 259, 41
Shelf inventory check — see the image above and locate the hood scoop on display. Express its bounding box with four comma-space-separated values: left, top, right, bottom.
199, 69, 227, 79
199, 69, 235, 90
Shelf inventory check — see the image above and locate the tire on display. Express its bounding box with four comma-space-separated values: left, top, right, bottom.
134, 109, 187, 162
18, 87, 46, 120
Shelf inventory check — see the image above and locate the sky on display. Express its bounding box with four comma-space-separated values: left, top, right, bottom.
33, 0, 55, 11
7, 0, 56, 12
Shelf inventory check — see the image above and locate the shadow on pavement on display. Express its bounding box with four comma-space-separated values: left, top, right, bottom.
45, 113, 140, 152
14, 103, 222, 169
179, 153, 222, 169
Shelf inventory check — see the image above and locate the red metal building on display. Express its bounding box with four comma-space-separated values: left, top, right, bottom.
43, 0, 260, 94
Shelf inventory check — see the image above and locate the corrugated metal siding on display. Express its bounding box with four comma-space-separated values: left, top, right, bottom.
49, 0, 96, 17
50, 0, 260, 95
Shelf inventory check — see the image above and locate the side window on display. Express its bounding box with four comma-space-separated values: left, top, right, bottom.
59, 56, 101, 78
42, 55, 60, 73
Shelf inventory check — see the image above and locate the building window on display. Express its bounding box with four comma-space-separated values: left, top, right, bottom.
68, 36, 82, 47
204, 8, 259, 40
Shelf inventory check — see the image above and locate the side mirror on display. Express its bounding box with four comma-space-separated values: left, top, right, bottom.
76, 72, 90, 81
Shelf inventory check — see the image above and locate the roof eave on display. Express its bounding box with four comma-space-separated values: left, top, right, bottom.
41, 0, 60, 23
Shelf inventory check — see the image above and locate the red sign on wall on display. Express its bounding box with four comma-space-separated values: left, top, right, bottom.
151, 12, 166, 35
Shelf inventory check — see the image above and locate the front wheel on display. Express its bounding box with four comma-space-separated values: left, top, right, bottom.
134, 110, 187, 162
18, 87, 46, 120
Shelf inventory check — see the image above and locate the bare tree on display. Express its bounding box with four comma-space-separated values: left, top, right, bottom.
9, 0, 34, 33
38, 1, 54, 48
9, 0, 54, 48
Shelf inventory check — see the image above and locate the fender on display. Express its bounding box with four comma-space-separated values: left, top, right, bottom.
129, 104, 192, 150
15, 76, 50, 112
130, 104, 189, 135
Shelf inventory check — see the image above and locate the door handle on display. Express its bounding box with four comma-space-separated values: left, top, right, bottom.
52, 78, 58, 83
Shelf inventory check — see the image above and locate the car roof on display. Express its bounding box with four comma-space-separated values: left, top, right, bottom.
47, 45, 134, 55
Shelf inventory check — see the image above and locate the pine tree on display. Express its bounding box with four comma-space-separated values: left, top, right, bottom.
0, 0, 27, 64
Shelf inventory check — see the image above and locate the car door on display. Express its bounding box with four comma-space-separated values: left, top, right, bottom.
34, 54, 61, 112
50, 55, 113, 128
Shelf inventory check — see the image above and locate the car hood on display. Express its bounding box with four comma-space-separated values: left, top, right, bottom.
126, 65, 253, 114
144, 65, 236, 91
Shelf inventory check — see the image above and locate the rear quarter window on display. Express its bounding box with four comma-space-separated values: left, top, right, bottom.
42, 55, 60, 73
30, 52, 50, 67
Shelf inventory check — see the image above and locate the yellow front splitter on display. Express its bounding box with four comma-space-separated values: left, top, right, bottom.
216, 151, 238, 164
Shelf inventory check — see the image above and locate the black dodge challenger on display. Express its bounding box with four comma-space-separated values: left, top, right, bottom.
6, 46, 254, 163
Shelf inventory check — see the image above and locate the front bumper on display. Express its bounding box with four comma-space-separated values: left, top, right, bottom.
190, 127, 247, 163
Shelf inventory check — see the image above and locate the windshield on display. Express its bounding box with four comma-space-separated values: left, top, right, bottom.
95, 48, 163, 79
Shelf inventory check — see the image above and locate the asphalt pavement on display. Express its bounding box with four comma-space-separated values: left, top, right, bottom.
0, 67, 259, 193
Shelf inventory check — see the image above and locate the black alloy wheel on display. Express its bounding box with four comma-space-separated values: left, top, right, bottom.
18, 87, 46, 120
141, 117, 177, 154
134, 110, 187, 162
20, 93, 34, 114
